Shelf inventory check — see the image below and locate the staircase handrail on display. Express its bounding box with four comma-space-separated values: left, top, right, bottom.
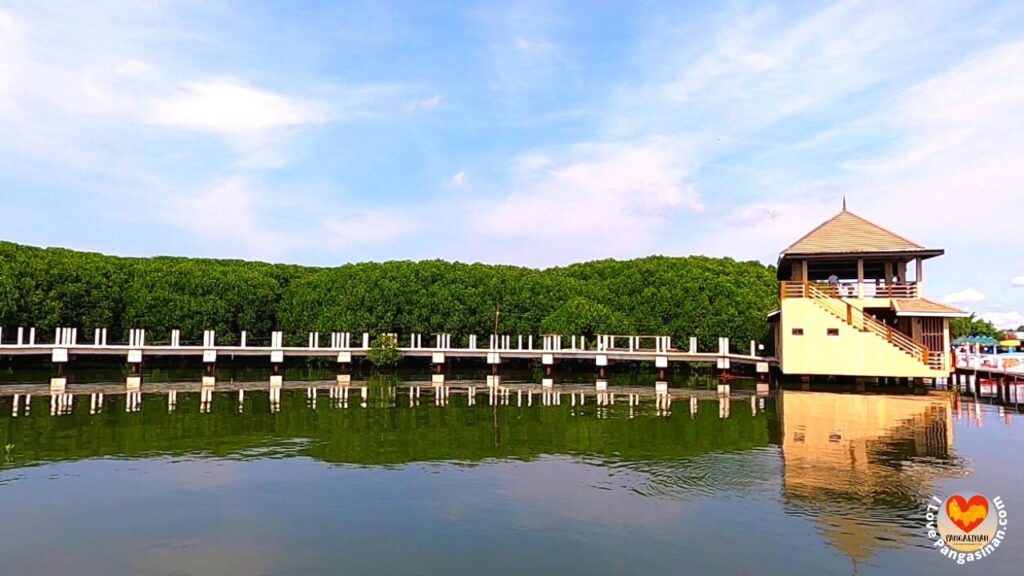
803, 282, 929, 364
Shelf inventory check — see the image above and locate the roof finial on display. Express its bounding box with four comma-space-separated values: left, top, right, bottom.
842, 196, 847, 211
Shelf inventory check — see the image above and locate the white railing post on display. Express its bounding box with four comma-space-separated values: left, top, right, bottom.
240, 330, 247, 348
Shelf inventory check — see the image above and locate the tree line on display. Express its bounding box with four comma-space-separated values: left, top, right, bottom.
0, 241, 779, 351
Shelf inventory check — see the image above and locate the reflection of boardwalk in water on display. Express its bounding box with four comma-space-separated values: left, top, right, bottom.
0, 383, 775, 470
780, 391, 959, 565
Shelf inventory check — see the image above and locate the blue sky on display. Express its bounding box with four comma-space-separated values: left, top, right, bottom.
0, 1, 1022, 327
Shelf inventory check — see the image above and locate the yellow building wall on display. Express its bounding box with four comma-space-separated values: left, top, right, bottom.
779, 299, 948, 378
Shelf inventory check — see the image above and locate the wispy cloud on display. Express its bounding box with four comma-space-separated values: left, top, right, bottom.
1012, 276, 1024, 287
408, 94, 443, 111
460, 138, 701, 263
162, 177, 420, 261
450, 171, 468, 189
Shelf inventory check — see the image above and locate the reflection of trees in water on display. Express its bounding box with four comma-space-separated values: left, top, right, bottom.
0, 392, 774, 471
779, 393, 964, 565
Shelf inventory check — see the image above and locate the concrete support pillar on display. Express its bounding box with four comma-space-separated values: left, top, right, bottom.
596, 354, 608, 379
127, 344, 143, 375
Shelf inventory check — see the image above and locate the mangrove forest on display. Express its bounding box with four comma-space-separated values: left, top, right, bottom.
0, 241, 779, 350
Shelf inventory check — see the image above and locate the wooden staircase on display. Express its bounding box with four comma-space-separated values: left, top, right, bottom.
788, 282, 940, 370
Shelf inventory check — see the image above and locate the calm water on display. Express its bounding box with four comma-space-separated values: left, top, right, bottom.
0, 374, 1021, 575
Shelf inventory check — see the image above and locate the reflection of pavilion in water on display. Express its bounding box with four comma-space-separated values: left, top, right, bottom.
780, 391, 957, 565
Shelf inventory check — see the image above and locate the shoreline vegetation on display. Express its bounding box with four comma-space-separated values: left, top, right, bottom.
0, 241, 778, 351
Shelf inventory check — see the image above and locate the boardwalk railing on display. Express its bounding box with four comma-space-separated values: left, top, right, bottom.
0, 328, 770, 366
781, 280, 918, 299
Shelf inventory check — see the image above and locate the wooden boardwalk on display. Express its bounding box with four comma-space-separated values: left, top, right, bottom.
0, 329, 774, 373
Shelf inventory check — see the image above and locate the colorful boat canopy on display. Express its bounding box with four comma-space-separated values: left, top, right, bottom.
953, 335, 1000, 346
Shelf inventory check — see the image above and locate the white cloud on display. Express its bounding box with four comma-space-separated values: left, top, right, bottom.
981, 311, 1024, 330
1012, 276, 1024, 287
163, 177, 419, 261
944, 289, 986, 305
149, 79, 328, 135
166, 177, 287, 259
450, 171, 468, 188
462, 138, 701, 263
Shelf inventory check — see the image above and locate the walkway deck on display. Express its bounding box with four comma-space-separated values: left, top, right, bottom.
0, 329, 775, 371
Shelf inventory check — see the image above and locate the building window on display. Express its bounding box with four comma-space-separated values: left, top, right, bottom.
827, 328, 839, 336
792, 328, 804, 336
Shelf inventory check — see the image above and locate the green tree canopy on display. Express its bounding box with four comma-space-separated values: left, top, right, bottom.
0, 241, 779, 349
950, 314, 1004, 340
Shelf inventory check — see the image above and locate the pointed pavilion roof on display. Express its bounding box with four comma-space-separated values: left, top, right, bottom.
780, 208, 943, 260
